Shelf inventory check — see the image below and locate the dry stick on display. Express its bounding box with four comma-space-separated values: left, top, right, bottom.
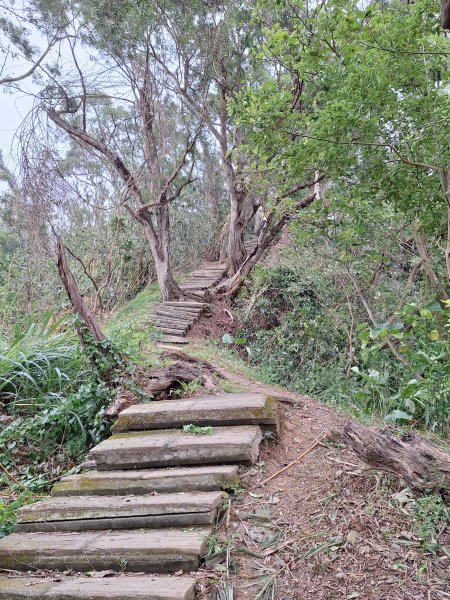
345, 291, 355, 378
0, 462, 35, 496
258, 435, 327, 487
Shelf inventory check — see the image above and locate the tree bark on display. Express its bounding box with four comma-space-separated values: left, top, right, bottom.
55, 234, 105, 344
445, 167, 450, 283
333, 421, 450, 498
411, 224, 449, 300
219, 192, 316, 298
441, 0, 450, 29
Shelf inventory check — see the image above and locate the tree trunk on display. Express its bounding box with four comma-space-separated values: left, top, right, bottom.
411, 224, 449, 300
141, 203, 181, 301
441, 0, 450, 29
227, 196, 248, 275
224, 213, 289, 298
55, 234, 105, 344
333, 421, 450, 498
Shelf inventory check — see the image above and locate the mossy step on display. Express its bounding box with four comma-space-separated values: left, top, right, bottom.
90, 426, 263, 470
52, 466, 240, 497
15, 491, 224, 533
0, 575, 195, 599
112, 393, 279, 433
0, 528, 211, 573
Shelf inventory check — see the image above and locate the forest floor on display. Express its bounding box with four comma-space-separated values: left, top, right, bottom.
172, 341, 449, 600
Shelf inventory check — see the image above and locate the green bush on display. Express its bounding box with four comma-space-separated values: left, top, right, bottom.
240, 262, 449, 435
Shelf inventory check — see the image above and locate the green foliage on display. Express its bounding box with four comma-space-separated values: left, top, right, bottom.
105, 285, 160, 357
411, 493, 449, 556
0, 312, 78, 407
353, 302, 450, 433
241, 263, 350, 395
0, 491, 35, 539
171, 379, 203, 398
182, 424, 214, 435
241, 249, 449, 435
0, 313, 129, 476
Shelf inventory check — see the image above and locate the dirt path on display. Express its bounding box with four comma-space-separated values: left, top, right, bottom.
192, 367, 449, 600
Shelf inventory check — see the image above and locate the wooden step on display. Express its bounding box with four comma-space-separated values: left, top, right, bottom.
90, 426, 263, 470
112, 393, 279, 433
153, 312, 194, 322
0, 575, 196, 600
52, 466, 240, 496
159, 336, 189, 344
15, 491, 223, 533
163, 302, 207, 308
153, 321, 190, 331
161, 328, 188, 335
180, 283, 211, 290
0, 528, 211, 573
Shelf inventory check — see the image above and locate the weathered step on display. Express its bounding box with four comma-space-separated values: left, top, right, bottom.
15, 491, 224, 533
161, 328, 189, 335
0, 575, 195, 599
153, 312, 194, 322
0, 528, 211, 573
159, 336, 189, 344
112, 393, 279, 433
154, 313, 197, 322
162, 302, 207, 308
52, 465, 240, 496
180, 283, 210, 290
154, 322, 190, 331
90, 426, 263, 470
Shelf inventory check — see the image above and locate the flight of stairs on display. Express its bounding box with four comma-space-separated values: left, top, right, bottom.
152, 239, 258, 344
0, 392, 279, 599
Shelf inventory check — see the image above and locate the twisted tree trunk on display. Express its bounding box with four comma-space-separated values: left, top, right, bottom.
55, 234, 105, 345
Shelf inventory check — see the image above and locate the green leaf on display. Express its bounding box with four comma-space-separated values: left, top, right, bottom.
384, 410, 413, 424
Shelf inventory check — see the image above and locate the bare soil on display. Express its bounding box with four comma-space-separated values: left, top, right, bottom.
196, 370, 450, 600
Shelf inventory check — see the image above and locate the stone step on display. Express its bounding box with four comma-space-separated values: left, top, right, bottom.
0, 575, 196, 600
52, 466, 240, 496
0, 528, 211, 573
90, 426, 263, 470
15, 491, 224, 533
112, 393, 279, 433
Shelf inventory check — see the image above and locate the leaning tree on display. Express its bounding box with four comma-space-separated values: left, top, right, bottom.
38, 4, 203, 300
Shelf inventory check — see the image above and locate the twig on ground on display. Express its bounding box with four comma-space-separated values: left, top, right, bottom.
256, 434, 328, 487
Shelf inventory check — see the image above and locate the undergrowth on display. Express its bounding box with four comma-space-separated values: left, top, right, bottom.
0, 312, 130, 537
238, 255, 450, 436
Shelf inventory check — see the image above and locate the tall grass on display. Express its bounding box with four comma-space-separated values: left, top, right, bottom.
0, 312, 78, 413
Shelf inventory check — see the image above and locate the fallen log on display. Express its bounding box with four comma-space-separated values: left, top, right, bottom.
105, 360, 218, 418
333, 421, 450, 499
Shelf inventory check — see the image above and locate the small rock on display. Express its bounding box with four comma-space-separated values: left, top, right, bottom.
346, 530, 359, 545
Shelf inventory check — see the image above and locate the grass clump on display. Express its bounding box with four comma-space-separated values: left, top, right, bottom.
105, 284, 160, 357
